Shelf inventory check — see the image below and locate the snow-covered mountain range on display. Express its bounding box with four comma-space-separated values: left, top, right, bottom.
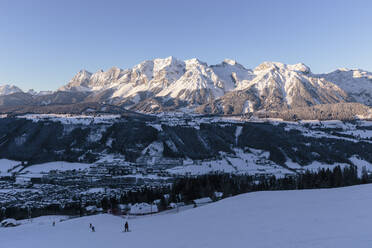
0, 84, 23, 95
1, 57, 372, 115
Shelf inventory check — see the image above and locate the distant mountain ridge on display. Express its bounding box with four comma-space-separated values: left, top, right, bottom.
0, 84, 23, 95
1, 57, 372, 118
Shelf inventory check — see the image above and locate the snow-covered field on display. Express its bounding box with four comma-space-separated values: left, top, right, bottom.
2, 184, 372, 248
0, 160, 92, 175
0, 159, 21, 174
22, 161, 92, 173
167, 149, 294, 177
166, 147, 372, 177
18, 114, 121, 124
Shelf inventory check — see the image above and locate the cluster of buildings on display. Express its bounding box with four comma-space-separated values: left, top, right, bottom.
0, 161, 174, 212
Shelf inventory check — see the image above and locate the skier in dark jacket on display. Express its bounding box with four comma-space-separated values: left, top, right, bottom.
124, 221, 129, 232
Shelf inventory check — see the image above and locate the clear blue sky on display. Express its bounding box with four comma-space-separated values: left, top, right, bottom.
1, 0, 371, 91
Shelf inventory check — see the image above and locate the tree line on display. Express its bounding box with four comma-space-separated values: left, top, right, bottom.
102, 165, 369, 212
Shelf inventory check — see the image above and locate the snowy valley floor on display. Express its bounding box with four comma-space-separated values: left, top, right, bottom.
2, 184, 372, 248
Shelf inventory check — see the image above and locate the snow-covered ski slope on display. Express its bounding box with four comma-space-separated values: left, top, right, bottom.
2, 184, 372, 248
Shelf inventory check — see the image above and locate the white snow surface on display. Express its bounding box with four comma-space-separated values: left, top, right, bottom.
23, 161, 92, 173
17, 215, 70, 226
3, 184, 372, 247
130, 203, 158, 215
167, 149, 293, 177
0, 159, 21, 174
18, 114, 121, 124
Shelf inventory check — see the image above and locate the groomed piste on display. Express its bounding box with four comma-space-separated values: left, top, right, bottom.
2, 184, 372, 248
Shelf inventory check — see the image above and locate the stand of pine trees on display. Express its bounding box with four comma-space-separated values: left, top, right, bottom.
167, 165, 367, 202
117, 165, 369, 209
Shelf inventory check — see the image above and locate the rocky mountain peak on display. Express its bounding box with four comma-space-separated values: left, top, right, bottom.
253, 62, 310, 74
0, 84, 23, 95
185, 58, 208, 67
287, 63, 311, 74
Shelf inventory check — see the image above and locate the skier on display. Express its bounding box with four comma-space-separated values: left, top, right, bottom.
91, 225, 95, 232
89, 223, 92, 229
124, 221, 129, 232
52, 221, 55, 227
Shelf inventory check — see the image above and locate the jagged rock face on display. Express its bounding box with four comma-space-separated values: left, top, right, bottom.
198, 62, 351, 114
247, 62, 350, 108
2, 57, 372, 115
58, 59, 357, 114
319, 69, 372, 106
59, 70, 92, 91
59, 57, 254, 109
196, 88, 261, 115
112, 57, 187, 104
156, 59, 222, 102
88, 67, 125, 88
